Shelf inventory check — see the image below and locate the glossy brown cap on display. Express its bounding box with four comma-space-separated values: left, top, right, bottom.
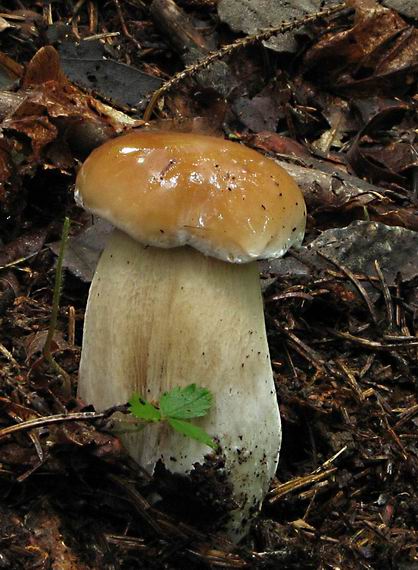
75, 131, 306, 263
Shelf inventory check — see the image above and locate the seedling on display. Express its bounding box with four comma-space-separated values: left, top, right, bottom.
129, 384, 216, 449
43, 216, 71, 396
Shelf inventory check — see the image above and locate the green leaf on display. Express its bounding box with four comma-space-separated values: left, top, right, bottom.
168, 418, 217, 449
160, 384, 213, 420
128, 394, 161, 422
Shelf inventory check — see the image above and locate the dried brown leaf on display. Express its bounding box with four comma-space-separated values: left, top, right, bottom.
1, 46, 136, 165
0, 226, 47, 267
347, 103, 416, 186
22, 45, 68, 88
245, 131, 312, 160
304, 0, 418, 96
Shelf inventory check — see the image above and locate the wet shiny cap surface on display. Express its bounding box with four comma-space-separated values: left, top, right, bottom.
75, 131, 306, 263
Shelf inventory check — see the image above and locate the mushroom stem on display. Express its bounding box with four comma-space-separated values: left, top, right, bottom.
78, 229, 281, 540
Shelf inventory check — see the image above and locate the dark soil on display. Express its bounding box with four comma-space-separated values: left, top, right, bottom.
0, 0, 417, 568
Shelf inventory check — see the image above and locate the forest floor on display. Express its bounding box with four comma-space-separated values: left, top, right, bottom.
0, 0, 417, 568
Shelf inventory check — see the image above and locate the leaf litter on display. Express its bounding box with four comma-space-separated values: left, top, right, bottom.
0, 0, 417, 568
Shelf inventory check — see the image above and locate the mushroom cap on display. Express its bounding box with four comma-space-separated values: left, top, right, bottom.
75, 131, 306, 263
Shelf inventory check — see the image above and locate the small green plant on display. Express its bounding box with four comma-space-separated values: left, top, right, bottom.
43, 216, 71, 396
128, 383, 217, 449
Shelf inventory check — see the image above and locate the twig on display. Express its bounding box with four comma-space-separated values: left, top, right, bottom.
0, 343, 18, 365
68, 305, 76, 346
0, 410, 110, 439
43, 217, 71, 396
274, 321, 325, 371
335, 359, 364, 402
266, 291, 315, 303
394, 404, 418, 430
269, 446, 347, 503
70, 0, 86, 38
383, 334, 418, 341
143, 2, 347, 120
329, 329, 418, 350
269, 468, 337, 503
105, 534, 146, 550
0, 251, 41, 270
317, 250, 378, 325
88, 0, 98, 34
108, 474, 167, 535
113, 0, 142, 51
374, 260, 394, 330
320, 446, 347, 471
358, 353, 375, 378
375, 397, 408, 461
84, 31, 120, 41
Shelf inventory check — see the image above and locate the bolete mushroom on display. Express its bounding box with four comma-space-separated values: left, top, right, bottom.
75, 131, 306, 539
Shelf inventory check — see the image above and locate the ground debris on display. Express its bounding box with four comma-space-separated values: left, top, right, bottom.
59, 40, 162, 109
0, 0, 417, 568
303, 0, 418, 96
266, 221, 418, 286
218, 0, 335, 53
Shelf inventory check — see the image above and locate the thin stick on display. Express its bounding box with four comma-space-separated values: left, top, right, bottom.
317, 250, 379, 325
113, 0, 142, 51
329, 329, 418, 350
43, 217, 71, 396
269, 446, 346, 503
0, 343, 18, 365
335, 359, 364, 402
374, 260, 394, 330
143, 2, 347, 121
0, 410, 108, 439
68, 305, 76, 346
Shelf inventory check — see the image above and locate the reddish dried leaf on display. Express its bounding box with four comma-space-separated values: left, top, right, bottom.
0, 270, 19, 315
0, 397, 41, 422
23, 329, 67, 364
348, 139, 406, 186
305, 3, 406, 67
369, 203, 418, 232
1, 47, 129, 164
22, 46, 68, 88
4, 115, 58, 160
245, 131, 311, 160
364, 143, 418, 175
347, 104, 416, 186
352, 97, 411, 124
304, 0, 418, 96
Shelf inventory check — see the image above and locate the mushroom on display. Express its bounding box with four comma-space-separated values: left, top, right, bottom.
75, 131, 306, 540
